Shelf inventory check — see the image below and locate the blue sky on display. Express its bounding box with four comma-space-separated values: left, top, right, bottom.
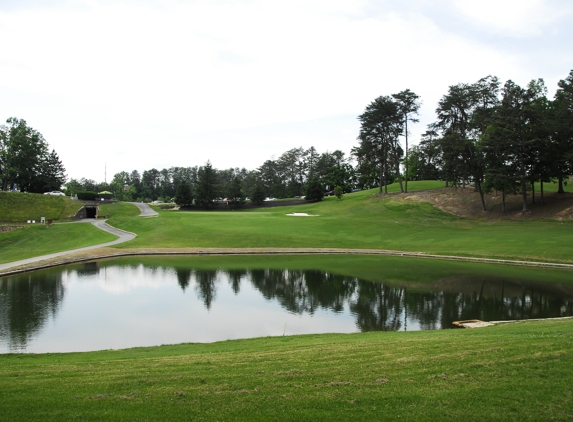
1, 0, 571, 182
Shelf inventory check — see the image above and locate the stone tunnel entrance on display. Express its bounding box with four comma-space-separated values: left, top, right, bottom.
85, 206, 97, 218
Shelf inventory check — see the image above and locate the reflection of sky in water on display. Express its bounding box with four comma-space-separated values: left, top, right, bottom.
3, 266, 359, 353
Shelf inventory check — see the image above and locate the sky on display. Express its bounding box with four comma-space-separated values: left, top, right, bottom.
1, 0, 572, 183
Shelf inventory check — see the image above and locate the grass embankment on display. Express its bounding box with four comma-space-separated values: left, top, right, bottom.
1, 319, 571, 420
102, 181, 573, 264
0, 191, 83, 223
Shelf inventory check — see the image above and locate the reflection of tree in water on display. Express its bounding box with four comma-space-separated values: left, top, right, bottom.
226, 270, 247, 295
438, 279, 573, 327
351, 282, 406, 331
0, 272, 65, 351
249, 269, 357, 315
194, 270, 218, 309
175, 269, 193, 291
191, 268, 573, 330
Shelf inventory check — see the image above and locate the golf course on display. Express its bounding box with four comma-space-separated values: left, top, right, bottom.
1, 182, 573, 420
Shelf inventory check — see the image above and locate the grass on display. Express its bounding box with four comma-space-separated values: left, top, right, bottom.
98, 201, 142, 218
0, 191, 83, 223
0, 319, 571, 420
97, 181, 573, 264
3, 180, 573, 265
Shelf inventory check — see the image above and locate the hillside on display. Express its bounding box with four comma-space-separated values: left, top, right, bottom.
0, 191, 83, 223
399, 185, 573, 220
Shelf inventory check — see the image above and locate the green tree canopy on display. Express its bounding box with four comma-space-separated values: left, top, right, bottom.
174, 180, 194, 207
195, 161, 218, 208
0, 117, 66, 192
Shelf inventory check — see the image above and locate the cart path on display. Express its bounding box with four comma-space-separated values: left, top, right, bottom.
128, 202, 159, 217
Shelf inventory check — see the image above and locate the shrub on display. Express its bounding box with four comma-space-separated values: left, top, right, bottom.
77, 191, 97, 201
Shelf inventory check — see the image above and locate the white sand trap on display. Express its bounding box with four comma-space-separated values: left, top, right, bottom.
286, 212, 319, 217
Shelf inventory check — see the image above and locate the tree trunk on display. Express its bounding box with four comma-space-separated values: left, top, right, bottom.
531, 182, 535, 204
404, 116, 408, 193
476, 180, 487, 211
521, 178, 529, 212
379, 167, 383, 194
395, 159, 403, 193
383, 159, 388, 194
502, 190, 506, 214
540, 181, 545, 204
558, 176, 565, 194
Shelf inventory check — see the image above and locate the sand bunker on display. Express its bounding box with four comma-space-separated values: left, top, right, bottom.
286, 213, 319, 217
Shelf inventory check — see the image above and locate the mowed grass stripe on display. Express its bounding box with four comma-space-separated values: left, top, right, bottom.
1, 319, 571, 420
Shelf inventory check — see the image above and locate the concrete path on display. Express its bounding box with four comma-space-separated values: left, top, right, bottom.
128, 202, 158, 217
0, 204, 149, 272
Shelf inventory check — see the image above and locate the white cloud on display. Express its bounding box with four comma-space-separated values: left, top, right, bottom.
452, 0, 564, 37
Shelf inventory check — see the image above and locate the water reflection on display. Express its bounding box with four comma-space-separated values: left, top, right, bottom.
1, 259, 572, 353
0, 272, 64, 351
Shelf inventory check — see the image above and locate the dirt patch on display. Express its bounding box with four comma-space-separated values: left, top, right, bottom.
396, 187, 573, 221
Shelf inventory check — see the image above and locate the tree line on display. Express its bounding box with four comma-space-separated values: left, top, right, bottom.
0, 118, 66, 193
5, 69, 571, 212
65, 147, 356, 206
357, 70, 573, 213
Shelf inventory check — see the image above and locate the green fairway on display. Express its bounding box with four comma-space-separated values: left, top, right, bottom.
0, 223, 118, 264
101, 182, 573, 263
1, 319, 571, 421
2, 180, 573, 266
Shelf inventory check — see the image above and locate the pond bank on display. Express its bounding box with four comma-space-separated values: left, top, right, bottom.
2, 246, 573, 277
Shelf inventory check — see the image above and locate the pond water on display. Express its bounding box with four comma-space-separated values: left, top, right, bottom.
1, 256, 572, 353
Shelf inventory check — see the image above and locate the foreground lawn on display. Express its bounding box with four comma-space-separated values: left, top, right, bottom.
1, 319, 571, 420
0, 223, 117, 264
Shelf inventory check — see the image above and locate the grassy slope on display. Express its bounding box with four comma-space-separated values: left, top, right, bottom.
0, 191, 83, 222
103, 181, 573, 263
0, 319, 571, 421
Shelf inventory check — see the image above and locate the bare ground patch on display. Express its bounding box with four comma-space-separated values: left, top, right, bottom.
394, 187, 573, 221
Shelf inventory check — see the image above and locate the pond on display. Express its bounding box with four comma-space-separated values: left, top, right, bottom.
1, 255, 572, 353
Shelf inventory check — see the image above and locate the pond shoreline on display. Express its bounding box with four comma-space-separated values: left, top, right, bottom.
2, 247, 572, 277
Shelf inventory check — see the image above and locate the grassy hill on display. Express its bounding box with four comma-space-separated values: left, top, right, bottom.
0, 191, 83, 223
